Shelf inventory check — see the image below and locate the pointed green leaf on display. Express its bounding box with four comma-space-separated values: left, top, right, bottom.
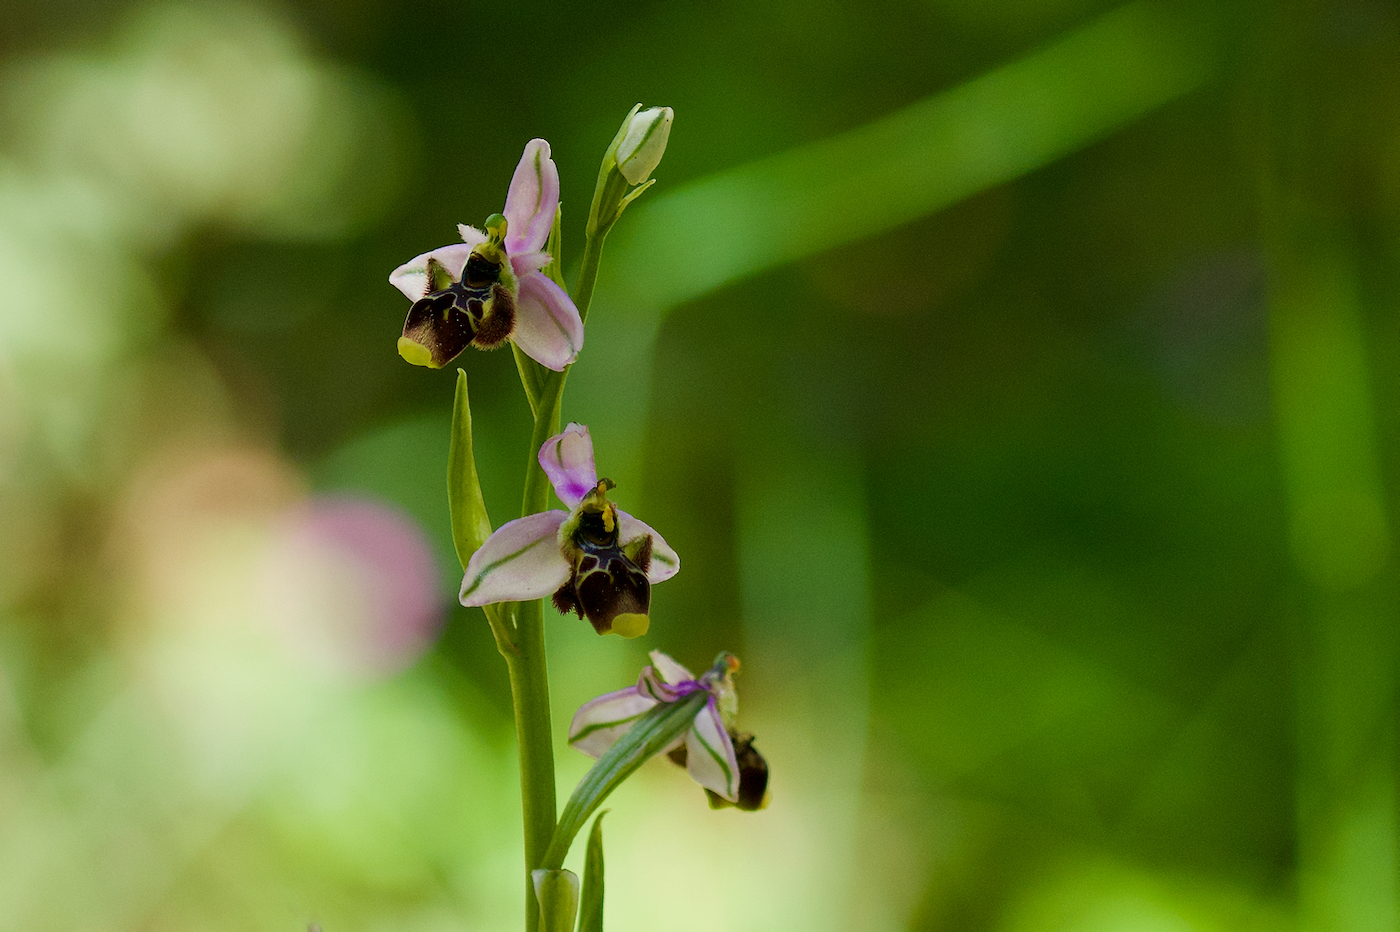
448, 368, 493, 571
615, 178, 656, 218
543, 690, 708, 869
578, 812, 607, 932
532, 869, 580, 932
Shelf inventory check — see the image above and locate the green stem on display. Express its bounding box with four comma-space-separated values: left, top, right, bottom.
508, 154, 625, 932
508, 382, 563, 932
505, 599, 554, 932
574, 215, 617, 327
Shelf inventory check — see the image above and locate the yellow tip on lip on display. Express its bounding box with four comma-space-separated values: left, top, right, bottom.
610, 613, 650, 639
398, 337, 437, 368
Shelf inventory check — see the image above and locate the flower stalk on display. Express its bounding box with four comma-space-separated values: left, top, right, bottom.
505, 108, 678, 927
509, 372, 563, 932
506, 131, 631, 922
401, 106, 750, 932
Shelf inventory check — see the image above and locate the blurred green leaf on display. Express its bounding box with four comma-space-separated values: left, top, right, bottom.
601, 0, 1223, 313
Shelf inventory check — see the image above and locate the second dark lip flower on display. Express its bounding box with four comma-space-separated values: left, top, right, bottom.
459, 424, 679, 636
389, 139, 584, 372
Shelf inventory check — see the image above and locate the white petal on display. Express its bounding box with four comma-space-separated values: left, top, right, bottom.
538, 423, 597, 509
460, 511, 569, 606
511, 271, 583, 372
618, 511, 680, 582
648, 650, 695, 685
567, 687, 658, 758
389, 241, 479, 301
685, 698, 739, 801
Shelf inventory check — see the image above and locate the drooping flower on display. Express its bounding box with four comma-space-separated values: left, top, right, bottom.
459, 423, 678, 636
389, 139, 583, 372
569, 651, 770, 810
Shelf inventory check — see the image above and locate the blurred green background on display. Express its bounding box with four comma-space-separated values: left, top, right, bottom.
2, 0, 1399, 928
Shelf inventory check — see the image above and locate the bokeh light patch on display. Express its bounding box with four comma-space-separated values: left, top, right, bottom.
261, 497, 444, 679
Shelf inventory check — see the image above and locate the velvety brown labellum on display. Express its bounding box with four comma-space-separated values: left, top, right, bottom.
399, 251, 515, 366
552, 508, 653, 635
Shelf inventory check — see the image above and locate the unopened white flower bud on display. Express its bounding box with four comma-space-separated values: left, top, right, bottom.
615, 106, 673, 185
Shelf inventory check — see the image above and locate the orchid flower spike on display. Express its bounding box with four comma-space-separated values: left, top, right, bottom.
569, 651, 770, 810
459, 423, 679, 636
389, 139, 584, 371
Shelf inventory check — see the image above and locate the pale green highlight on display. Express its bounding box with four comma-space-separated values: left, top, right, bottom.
600, 0, 1220, 313
572, 0, 1225, 494
1269, 239, 1389, 589
1268, 224, 1399, 932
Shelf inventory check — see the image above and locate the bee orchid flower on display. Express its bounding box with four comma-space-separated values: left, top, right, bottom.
459, 423, 678, 636
568, 651, 770, 810
390, 139, 584, 371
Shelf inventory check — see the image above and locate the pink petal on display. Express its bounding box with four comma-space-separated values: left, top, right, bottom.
512, 271, 583, 372
388, 242, 479, 301
538, 423, 598, 509
686, 697, 740, 801
459, 511, 570, 606
648, 650, 695, 686
567, 686, 658, 758
457, 224, 487, 245
503, 138, 559, 255
617, 511, 679, 583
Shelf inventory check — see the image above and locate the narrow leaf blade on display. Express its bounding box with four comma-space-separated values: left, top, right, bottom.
578, 812, 607, 932
448, 368, 494, 571
544, 691, 707, 868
